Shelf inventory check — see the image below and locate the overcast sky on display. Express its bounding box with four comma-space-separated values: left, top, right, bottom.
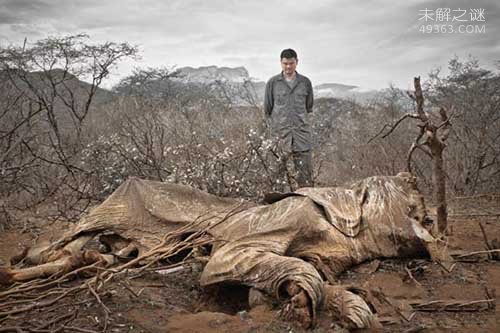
0, 0, 498, 90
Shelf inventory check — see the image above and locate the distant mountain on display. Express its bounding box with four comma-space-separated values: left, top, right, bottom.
173, 66, 250, 84
0, 68, 113, 106
315, 83, 358, 93
1, 66, 385, 115
170, 66, 384, 104
170, 66, 260, 105
314, 83, 382, 103
0, 68, 114, 134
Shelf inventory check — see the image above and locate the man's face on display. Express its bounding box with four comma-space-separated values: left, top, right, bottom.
281, 57, 298, 76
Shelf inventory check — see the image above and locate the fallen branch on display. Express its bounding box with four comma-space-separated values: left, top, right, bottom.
118, 279, 140, 298
449, 193, 500, 200
448, 213, 500, 217
0, 327, 26, 333
453, 249, 500, 259
478, 222, 493, 260
404, 266, 422, 286
411, 298, 495, 312
62, 326, 99, 333
87, 282, 110, 332
0, 286, 82, 317
156, 265, 186, 275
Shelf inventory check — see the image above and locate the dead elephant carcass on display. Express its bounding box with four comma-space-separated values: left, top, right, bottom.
0, 173, 448, 329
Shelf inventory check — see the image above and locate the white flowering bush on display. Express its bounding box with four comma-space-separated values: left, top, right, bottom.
81, 101, 299, 200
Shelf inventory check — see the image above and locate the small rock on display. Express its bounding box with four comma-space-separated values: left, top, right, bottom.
238, 310, 251, 321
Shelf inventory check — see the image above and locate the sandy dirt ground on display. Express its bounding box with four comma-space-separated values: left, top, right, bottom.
0, 195, 499, 332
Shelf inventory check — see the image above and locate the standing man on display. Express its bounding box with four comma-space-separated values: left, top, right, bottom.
264, 48, 314, 187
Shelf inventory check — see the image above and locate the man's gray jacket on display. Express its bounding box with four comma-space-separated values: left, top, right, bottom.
264, 71, 314, 152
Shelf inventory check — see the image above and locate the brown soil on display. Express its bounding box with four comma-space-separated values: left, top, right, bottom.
0, 197, 499, 332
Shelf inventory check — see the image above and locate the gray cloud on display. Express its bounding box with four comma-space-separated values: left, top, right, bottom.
0, 0, 498, 89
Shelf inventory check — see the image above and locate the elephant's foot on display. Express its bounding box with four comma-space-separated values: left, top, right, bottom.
280, 280, 313, 329
322, 285, 380, 330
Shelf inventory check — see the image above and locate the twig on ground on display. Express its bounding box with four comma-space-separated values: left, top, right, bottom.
86, 282, 110, 331
0, 286, 82, 317
454, 249, 500, 259
62, 326, 99, 333
0, 327, 26, 333
478, 222, 493, 260
404, 266, 422, 286
118, 279, 139, 298
34, 310, 77, 330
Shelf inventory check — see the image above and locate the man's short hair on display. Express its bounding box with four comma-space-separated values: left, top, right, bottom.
280, 48, 297, 60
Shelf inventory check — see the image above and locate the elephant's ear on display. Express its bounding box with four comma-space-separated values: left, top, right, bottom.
262, 187, 365, 237
295, 187, 365, 237
262, 191, 301, 204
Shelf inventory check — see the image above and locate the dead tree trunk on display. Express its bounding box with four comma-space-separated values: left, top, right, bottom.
413, 77, 452, 233
372, 77, 453, 234
432, 149, 447, 233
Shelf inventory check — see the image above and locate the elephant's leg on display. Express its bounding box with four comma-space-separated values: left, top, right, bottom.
201, 245, 324, 328
44, 234, 96, 262
10, 234, 95, 266
0, 250, 114, 285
